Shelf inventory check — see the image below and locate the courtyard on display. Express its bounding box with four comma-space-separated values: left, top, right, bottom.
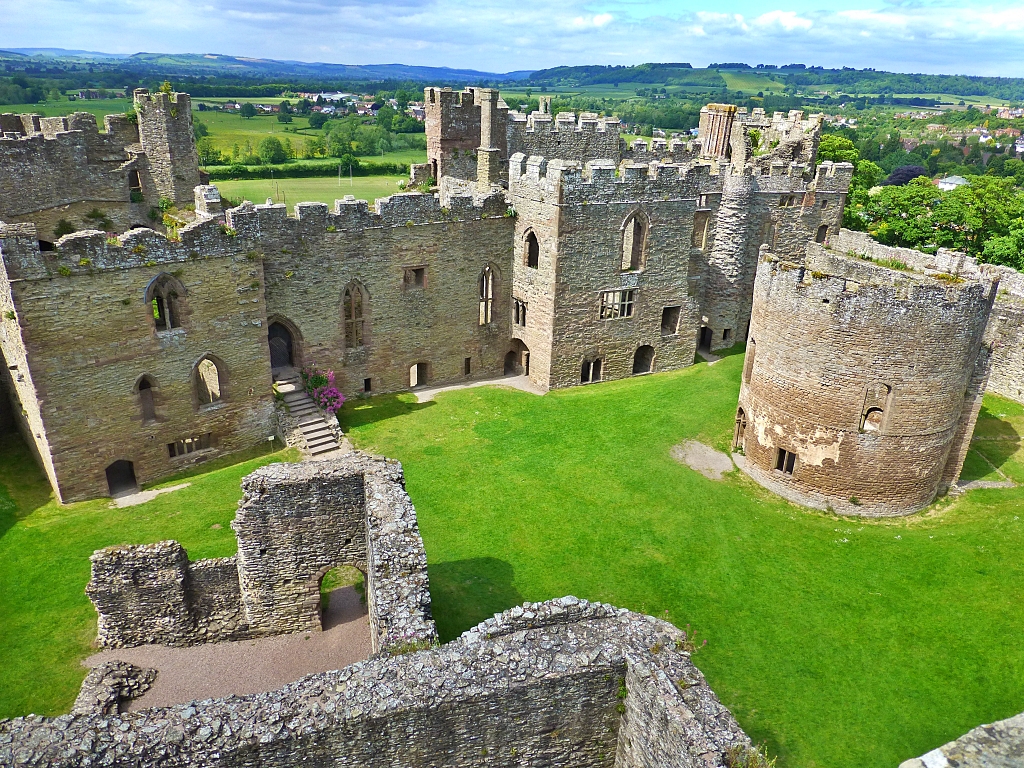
0, 351, 1022, 767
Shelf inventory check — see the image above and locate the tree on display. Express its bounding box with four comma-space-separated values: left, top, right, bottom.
277, 112, 293, 123
882, 165, 928, 186
933, 176, 1024, 255
982, 218, 1024, 269
308, 112, 330, 130
817, 134, 859, 165
257, 136, 287, 164
196, 137, 222, 166
193, 118, 209, 140
239, 102, 257, 119
861, 177, 940, 248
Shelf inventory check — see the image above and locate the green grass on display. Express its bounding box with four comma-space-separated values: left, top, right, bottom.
0, 98, 133, 122
720, 71, 787, 93
338, 356, 1024, 768
2, 355, 1022, 768
0, 437, 300, 718
216, 175, 411, 207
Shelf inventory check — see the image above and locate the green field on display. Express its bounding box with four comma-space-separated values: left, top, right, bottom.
0, 98, 133, 121
216, 175, 412, 207
1, 353, 1022, 768
720, 71, 787, 93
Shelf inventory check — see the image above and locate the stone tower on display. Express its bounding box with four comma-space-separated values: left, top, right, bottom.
134, 88, 200, 206
735, 245, 998, 516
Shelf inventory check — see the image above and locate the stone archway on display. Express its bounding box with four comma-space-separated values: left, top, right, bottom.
268, 322, 294, 370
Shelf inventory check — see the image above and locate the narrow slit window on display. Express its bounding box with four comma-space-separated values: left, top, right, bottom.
478, 267, 494, 325
526, 232, 539, 269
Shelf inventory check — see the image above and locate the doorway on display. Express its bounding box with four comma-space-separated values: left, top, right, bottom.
505, 340, 530, 376
699, 326, 713, 350
268, 322, 293, 370
105, 460, 138, 497
409, 362, 429, 388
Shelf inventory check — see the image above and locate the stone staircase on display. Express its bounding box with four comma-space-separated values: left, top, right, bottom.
275, 375, 341, 457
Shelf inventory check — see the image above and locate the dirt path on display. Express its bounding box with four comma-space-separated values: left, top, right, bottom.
86, 586, 371, 710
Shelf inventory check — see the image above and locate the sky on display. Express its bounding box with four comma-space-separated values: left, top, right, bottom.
2, 0, 1024, 76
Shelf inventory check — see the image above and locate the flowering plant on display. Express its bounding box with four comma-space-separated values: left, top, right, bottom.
301, 364, 345, 414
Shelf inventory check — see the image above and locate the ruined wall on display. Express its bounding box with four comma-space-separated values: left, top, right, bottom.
0, 220, 275, 502
250, 192, 513, 395
87, 456, 437, 653
510, 155, 704, 389
507, 111, 622, 167
900, 710, 1024, 768
986, 298, 1024, 403
736, 247, 997, 515
1, 599, 749, 768
134, 89, 201, 206
424, 87, 493, 182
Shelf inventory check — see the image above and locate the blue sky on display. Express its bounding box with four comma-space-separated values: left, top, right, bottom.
2, 0, 1023, 76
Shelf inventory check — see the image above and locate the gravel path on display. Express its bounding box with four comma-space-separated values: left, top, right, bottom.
86, 586, 371, 710
671, 440, 735, 480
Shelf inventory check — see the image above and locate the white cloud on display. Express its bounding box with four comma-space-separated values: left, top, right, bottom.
3, 0, 1024, 76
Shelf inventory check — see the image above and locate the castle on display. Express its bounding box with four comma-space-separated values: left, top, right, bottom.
0, 85, 1022, 511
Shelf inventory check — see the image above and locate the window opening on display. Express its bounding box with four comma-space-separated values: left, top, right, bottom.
148, 274, 184, 332
661, 306, 681, 336
776, 448, 796, 474
514, 298, 528, 327
815, 225, 829, 244
464, 357, 472, 375
581, 358, 604, 384
526, 232, 539, 269
478, 267, 494, 325
692, 211, 710, 250
167, 433, 212, 458
723, 328, 732, 342
404, 267, 426, 288
196, 358, 222, 405
138, 377, 156, 423
600, 289, 635, 320
344, 286, 365, 347
622, 215, 646, 271
743, 339, 756, 382
363, 378, 372, 392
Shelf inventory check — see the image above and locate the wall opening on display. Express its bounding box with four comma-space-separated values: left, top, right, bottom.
525, 231, 539, 269
268, 322, 294, 370
409, 362, 429, 388
743, 339, 756, 382
733, 408, 747, 450
38, 240, 56, 252
363, 378, 372, 392
775, 448, 796, 475
195, 357, 224, 406
621, 212, 647, 271
138, 376, 157, 424
661, 306, 681, 336
464, 357, 472, 376
863, 407, 885, 432
146, 273, 185, 332
318, 565, 366, 631
105, 460, 138, 497
698, 326, 712, 350
692, 211, 710, 250
581, 358, 603, 384
504, 340, 530, 376
632, 345, 655, 375
514, 298, 527, 327
478, 267, 494, 325
343, 283, 369, 349
128, 169, 143, 194
815, 224, 829, 244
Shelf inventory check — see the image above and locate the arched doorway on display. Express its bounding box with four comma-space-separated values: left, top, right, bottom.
734, 407, 747, 450
268, 322, 294, 371
105, 460, 138, 497
632, 345, 655, 374
504, 340, 530, 376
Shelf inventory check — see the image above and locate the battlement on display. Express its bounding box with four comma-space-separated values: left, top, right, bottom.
133, 88, 192, 113
0, 186, 510, 280
509, 109, 620, 136
509, 152, 719, 204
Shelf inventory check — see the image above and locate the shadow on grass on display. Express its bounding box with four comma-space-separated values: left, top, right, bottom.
965, 404, 1022, 481
0, 432, 53, 542
338, 393, 434, 432
427, 557, 524, 642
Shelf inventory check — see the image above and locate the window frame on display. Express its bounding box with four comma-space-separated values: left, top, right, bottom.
600, 289, 636, 320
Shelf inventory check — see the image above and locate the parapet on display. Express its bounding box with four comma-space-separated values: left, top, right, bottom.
1, 597, 751, 767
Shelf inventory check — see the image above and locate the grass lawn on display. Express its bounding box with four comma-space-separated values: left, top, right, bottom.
1, 353, 1022, 768
0, 439, 300, 719
337, 353, 1024, 768
0, 99, 133, 121
216, 175, 411, 207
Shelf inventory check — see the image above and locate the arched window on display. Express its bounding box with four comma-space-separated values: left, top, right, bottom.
479, 266, 494, 325
194, 357, 224, 406
622, 212, 648, 271
525, 231, 539, 269
343, 284, 367, 349
861, 383, 892, 433
137, 376, 156, 423
581, 358, 603, 384
146, 273, 185, 332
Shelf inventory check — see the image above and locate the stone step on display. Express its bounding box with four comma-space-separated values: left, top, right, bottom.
309, 442, 340, 456
302, 427, 334, 441
306, 431, 337, 446
297, 416, 325, 427
282, 392, 308, 402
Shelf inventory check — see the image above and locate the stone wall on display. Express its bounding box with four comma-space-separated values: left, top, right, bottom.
735, 246, 998, 515
87, 455, 438, 653
134, 89, 202, 207
900, 711, 1024, 768
0, 598, 749, 768
71, 661, 157, 717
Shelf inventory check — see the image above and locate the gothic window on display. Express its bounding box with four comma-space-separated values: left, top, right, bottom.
138, 376, 156, 423
195, 357, 224, 406
478, 267, 494, 325
146, 273, 185, 332
343, 284, 367, 348
525, 231, 539, 269
514, 298, 528, 327
621, 213, 647, 271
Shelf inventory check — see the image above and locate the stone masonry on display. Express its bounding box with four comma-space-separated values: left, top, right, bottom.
0, 597, 751, 768
0, 89, 200, 241
87, 454, 437, 654
735, 242, 998, 515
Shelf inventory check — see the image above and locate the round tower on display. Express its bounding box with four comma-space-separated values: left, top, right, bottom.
735, 248, 997, 516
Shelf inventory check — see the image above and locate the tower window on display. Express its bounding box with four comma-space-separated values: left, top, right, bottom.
478, 267, 494, 325
525, 232, 539, 269
775, 448, 796, 475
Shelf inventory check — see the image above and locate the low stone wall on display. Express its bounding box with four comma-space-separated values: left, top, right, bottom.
835, 229, 971, 276
899, 711, 1024, 768
0, 598, 750, 768
71, 661, 157, 717
86, 454, 437, 653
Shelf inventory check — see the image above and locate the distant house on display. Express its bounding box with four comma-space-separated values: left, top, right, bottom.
409, 106, 425, 121
937, 175, 969, 191
1016, 137, 1024, 155
995, 127, 1021, 138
